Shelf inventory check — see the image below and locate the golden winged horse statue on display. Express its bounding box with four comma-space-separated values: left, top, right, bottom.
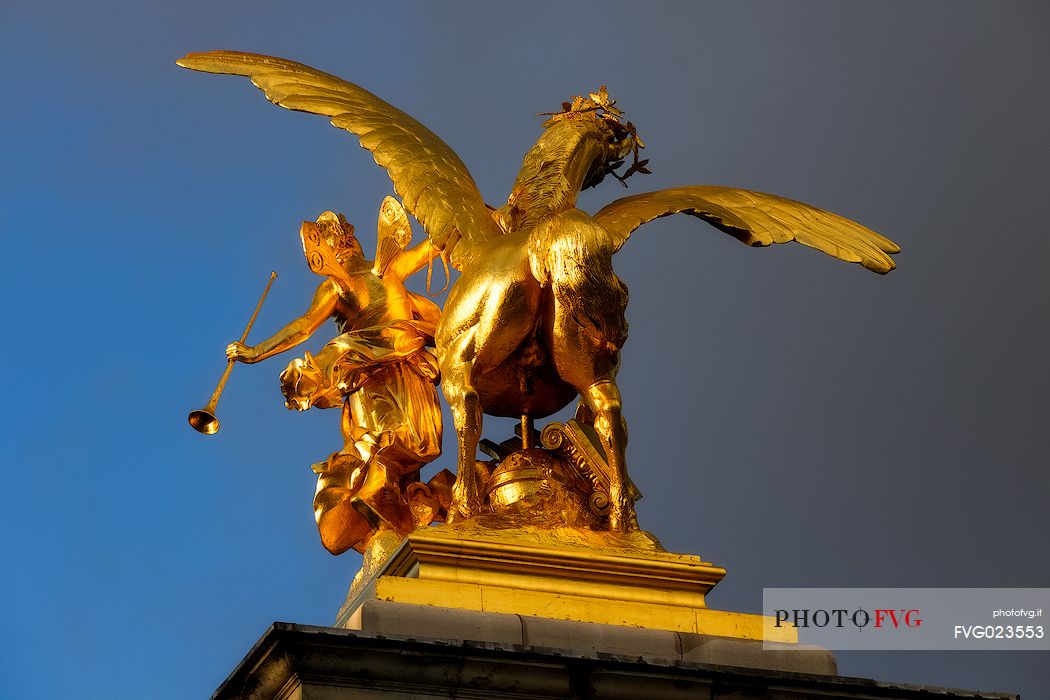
178, 51, 899, 532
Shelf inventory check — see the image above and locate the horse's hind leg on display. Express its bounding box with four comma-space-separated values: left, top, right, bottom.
580, 375, 634, 531
551, 320, 635, 531
441, 332, 484, 521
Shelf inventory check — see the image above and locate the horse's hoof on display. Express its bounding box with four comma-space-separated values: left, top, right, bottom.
446, 504, 476, 524
608, 500, 639, 533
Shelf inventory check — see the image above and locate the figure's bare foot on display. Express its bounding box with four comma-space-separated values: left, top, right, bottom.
350, 459, 415, 536
351, 485, 414, 536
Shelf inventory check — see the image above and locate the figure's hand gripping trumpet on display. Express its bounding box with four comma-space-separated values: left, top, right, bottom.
188, 271, 278, 434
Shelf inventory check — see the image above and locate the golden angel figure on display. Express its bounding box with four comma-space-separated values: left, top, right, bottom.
225, 199, 448, 554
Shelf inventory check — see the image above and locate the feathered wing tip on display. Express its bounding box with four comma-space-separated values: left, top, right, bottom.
176, 50, 502, 269
593, 186, 899, 274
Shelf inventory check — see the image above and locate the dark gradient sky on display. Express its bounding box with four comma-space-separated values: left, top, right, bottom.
2, 2, 1047, 698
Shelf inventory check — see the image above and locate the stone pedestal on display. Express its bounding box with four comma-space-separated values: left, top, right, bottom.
345, 598, 835, 676
214, 503, 1016, 698
211, 527, 1017, 699
213, 623, 1017, 699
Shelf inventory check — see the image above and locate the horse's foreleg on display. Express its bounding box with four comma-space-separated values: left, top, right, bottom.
450, 379, 482, 520
441, 339, 483, 521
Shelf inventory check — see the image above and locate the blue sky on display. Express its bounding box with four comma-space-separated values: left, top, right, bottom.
1, 2, 1047, 697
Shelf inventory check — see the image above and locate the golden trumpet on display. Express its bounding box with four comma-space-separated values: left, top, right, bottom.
188, 271, 278, 434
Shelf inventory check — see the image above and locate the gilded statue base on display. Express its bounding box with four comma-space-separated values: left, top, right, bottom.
337, 522, 794, 644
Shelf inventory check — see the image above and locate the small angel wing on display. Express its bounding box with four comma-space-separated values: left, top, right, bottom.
593, 186, 899, 274
177, 51, 501, 268
373, 196, 412, 277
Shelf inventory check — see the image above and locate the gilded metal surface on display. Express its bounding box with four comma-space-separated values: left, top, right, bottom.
542, 418, 644, 518
223, 201, 447, 555
179, 52, 898, 543
483, 448, 602, 529
337, 527, 793, 642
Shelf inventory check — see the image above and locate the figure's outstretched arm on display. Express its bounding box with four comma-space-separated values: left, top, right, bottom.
227, 280, 339, 363
389, 238, 440, 280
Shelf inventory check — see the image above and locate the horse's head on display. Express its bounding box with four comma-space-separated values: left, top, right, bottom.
495, 87, 647, 233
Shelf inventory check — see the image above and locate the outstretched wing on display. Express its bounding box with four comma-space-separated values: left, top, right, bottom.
593, 186, 899, 274
176, 51, 500, 268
